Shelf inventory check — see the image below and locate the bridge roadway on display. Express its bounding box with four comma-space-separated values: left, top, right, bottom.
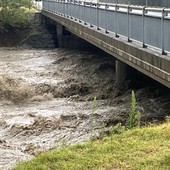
42, 0, 170, 88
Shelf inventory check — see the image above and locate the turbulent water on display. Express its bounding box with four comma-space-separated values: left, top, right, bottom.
0, 47, 169, 169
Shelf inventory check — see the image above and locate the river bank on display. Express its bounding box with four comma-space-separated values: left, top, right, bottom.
13, 122, 170, 170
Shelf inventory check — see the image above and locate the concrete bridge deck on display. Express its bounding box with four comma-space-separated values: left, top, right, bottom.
42, 1, 170, 88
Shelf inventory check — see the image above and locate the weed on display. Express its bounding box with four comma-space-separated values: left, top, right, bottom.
126, 90, 140, 129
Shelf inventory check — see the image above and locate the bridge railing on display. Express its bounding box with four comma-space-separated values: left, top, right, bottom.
43, 0, 170, 54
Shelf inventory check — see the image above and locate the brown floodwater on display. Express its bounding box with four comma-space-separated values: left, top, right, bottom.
0, 47, 169, 169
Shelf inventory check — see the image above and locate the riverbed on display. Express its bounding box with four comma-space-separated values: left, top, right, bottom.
0, 47, 169, 169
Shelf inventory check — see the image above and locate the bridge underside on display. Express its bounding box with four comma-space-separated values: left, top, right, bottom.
42, 10, 170, 88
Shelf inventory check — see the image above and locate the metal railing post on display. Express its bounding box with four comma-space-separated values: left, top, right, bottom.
127, 5, 131, 42
161, 8, 167, 55
115, 4, 119, 37
79, 2, 81, 21
70, 2, 73, 19
84, 2, 87, 25
142, 6, 147, 48
61, 0, 63, 16
74, 1, 77, 21
63, 0, 65, 17
105, 4, 109, 33
52, 1, 53, 12
55, 0, 57, 14
146, 0, 148, 7
66, 1, 69, 17
97, 3, 100, 30
81, 2, 84, 22
90, 3, 93, 27
57, 0, 59, 14
54, 0, 55, 13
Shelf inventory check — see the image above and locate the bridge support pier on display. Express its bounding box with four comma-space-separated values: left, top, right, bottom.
56, 23, 64, 47
115, 60, 127, 84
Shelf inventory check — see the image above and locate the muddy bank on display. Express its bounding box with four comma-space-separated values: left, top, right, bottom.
0, 47, 169, 169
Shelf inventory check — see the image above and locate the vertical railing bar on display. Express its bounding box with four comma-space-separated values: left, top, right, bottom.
73, 1, 75, 19
63, 0, 66, 17
70, 3, 73, 19
161, 8, 167, 55
67, 1, 68, 17
127, 5, 131, 42
62, 0, 63, 15
90, 3, 93, 27
97, 3, 100, 30
55, 0, 57, 14
78, 2, 81, 22
50, 2, 52, 12
52, 1, 53, 13
142, 6, 147, 48
115, 4, 119, 37
62, 0, 64, 16
88, 2, 92, 27
56, 0, 57, 14
53, 0, 55, 13
51, 0, 52, 12
74, 1, 77, 21
57, 0, 59, 13
58, 0, 60, 13
81, 2, 84, 22
105, 4, 109, 33
84, 2, 87, 25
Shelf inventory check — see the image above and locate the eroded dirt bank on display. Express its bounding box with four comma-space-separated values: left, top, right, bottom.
0, 47, 169, 170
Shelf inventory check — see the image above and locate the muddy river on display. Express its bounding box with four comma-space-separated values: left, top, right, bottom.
0, 47, 169, 169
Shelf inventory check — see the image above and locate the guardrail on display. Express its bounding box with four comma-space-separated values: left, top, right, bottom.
43, 0, 170, 54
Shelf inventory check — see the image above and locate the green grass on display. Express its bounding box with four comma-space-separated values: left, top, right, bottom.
13, 123, 170, 170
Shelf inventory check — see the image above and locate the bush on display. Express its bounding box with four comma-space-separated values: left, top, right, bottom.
0, 0, 33, 32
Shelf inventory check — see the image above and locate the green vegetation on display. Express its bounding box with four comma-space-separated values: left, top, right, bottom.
126, 90, 140, 129
0, 0, 34, 32
13, 122, 170, 170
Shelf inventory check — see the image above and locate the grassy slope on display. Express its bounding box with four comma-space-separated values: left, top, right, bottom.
13, 123, 170, 170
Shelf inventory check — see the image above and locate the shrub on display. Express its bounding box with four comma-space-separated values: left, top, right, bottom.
0, 0, 33, 32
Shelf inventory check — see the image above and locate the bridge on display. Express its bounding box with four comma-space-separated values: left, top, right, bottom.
41, 0, 170, 88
